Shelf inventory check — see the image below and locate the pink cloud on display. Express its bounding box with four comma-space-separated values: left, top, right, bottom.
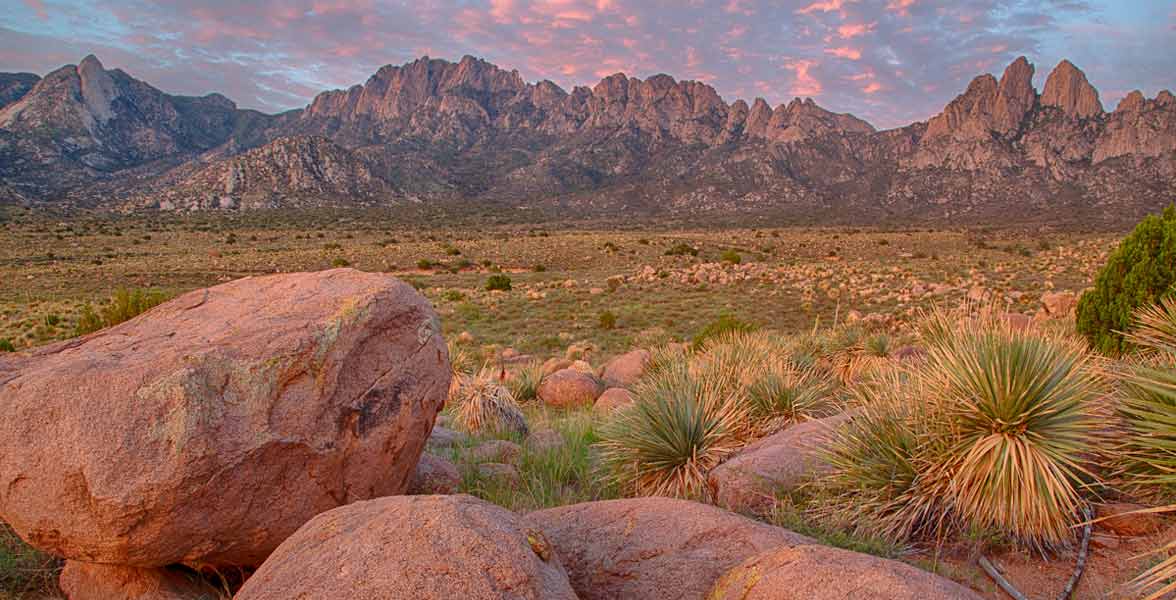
23, 0, 48, 20
825, 46, 861, 60
796, 0, 849, 15
837, 22, 875, 39
784, 58, 822, 96
886, 0, 916, 16
863, 81, 882, 94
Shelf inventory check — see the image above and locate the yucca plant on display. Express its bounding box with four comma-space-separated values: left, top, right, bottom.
1126, 295, 1176, 358
926, 325, 1103, 548
822, 378, 953, 542
452, 367, 528, 437
747, 362, 837, 432
446, 338, 478, 400
596, 368, 748, 499
643, 343, 689, 379
507, 360, 545, 403
1127, 506, 1176, 600
833, 332, 896, 384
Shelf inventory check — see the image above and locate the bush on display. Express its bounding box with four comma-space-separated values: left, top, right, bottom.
720, 249, 741, 264
532, 264, 546, 272
665, 243, 699, 257
0, 339, 13, 352
75, 288, 170, 336
506, 361, 545, 403
452, 367, 528, 437
598, 311, 618, 330
331, 257, 351, 268
747, 363, 837, 430
1077, 205, 1176, 355
417, 259, 434, 270
485, 274, 512, 292
824, 312, 1102, 548
691, 315, 756, 351
597, 367, 747, 499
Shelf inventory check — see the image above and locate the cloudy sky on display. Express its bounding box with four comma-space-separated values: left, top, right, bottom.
2, 0, 1173, 128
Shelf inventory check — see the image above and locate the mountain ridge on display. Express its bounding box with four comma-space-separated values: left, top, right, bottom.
1, 54, 1174, 224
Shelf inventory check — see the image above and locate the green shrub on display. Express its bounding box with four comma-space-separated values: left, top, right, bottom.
485, 274, 512, 292
691, 315, 756, 351
1077, 205, 1176, 355
75, 288, 170, 336
442, 290, 467, 302
720, 249, 741, 264
665, 243, 699, 257
0, 339, 14, 352
598, 311, 618, 330
532, 264, 546, 272
597, 367, 748, 499
417, 259, 434, 270
331, 257, 351, 268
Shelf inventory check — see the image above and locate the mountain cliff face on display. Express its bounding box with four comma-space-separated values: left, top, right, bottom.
0, 54, 1173, 224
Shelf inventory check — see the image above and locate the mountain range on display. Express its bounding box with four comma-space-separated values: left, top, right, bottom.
1, 54, 1174, 224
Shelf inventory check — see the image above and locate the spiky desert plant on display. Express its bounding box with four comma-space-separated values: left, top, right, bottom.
452, 367, 528, 437
507, 360, 545, 403
833, 332, 896, 384
926, 323, 1103, 547
747, 362, 837, 432
821, 375, 953, 542
596, 367, 748, 499
446, 338, 478, 400
1126, 295, 1176, 358
1127, 506, 1176, 600
1114, 367, 1176, 500
644, 343, 689, 379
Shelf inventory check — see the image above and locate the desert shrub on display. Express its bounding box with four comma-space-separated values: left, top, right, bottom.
442, 290, 467, 302
824, 313, 1102, 548
0, 339, 13, 352
643, 343, 689, 379
485, 274, 512, 292
747, 363, 837, 431
691, 315, 756, 351
532, 264, 546, 272
1077, 205, 1176, 355
75, 288, 170, 336
444, 245, 461, 256
597, 367, 748, 499
665, 243, 699, 257
331, 257, 351, 268
1114, 299, 1176, 502
832, 332, 895, 383
417, 259, 434, 270
720, 249, 741, 264
598, 311, 617, 330
452, 367, 528, 437
507, 361, 545, 403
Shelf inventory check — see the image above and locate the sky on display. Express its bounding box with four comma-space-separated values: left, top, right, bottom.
1, 0, 1173, 129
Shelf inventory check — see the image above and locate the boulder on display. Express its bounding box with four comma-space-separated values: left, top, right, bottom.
427, 425, 468, 449
538, 369, 603, 408
1041, 291, 1077, 317
476, 463, 523, 486
527, 497, 813, 600
408, 453, 461, 495
600, 349, 650, 388
708, 412, 853, 513
541, 357, 573, 376
708, 544, 984, 600
236, 495, 577, 600
1094, 502, 1166, 537
58, 562, 219, 600
526, 428, 564, 453
469, 439, 523, 464
594, 388, 636, 414
0, 269, 450, 568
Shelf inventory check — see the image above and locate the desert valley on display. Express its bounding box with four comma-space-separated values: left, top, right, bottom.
2, 3, 1176, 599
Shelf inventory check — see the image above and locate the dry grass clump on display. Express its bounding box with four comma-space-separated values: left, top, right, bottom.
596, 366, 748, 499
506, 360, 545, 403
451, 366, 529, 437
823, 306, 1104, 549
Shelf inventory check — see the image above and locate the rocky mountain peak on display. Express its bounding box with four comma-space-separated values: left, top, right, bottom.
1041, 59, 1102, 118
76, 54, 119, 124
1116, 90, 1146, 113
0, 72, 39, 110
992, 56, 1035, 135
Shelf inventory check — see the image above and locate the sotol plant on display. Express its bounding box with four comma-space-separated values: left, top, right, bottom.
596, 367, 748, 499
1077, 204, 1176, 355
452, 367, 529, 437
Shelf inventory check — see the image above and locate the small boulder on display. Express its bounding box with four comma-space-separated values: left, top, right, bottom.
58, 562, 219, 600
708, 412, 853, 514
1041, 291, 1077, 317
0, 269, 450, 568
527, 497, 812, 600
408, 453, 461, 495
469, 439, 523, 464
1095, 502, 1166, 537
594, 388, 636, 414
236, 495, 577, 600
538, 369, 603, 408
527, 428, 564, 454
427, 425, 468, 450
708, 544, 984, 600
477, 462, 522, 486
541, 357, 574, 376
600, 349, 650, 388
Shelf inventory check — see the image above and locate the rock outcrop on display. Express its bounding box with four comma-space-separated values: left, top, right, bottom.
708, 544, 984, 600
58, 562, 219, 600
527, 497, 813, 600
236, 495, 579, 600
707, 412, 854, 513
0, 269, 449, 568
537, 368, 604, 408
0, 73, 38, 110
1041, 59, 1103, 119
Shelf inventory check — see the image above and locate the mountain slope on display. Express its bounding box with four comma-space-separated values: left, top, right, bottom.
0, 54, 1174, 224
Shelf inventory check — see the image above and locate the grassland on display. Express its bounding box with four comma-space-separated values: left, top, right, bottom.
0, 206, 1115, 356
